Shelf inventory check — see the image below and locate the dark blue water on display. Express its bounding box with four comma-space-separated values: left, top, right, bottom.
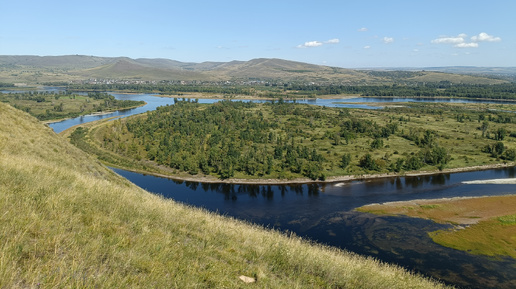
112, 167, 516, 288
113, 168, 516, 218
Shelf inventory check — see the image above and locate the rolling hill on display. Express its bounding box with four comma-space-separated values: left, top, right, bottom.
77, 58, 209, 81
0, 54, 510, 85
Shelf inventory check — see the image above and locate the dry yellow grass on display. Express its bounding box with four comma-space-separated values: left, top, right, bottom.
0, 102, 448, 288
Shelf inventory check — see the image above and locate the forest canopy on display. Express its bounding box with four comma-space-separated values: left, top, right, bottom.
64, 82, 516, 100
80, 100, 516, 181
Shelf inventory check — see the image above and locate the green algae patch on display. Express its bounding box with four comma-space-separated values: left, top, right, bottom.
430, 219, 516, 259
358, 195, 516, 259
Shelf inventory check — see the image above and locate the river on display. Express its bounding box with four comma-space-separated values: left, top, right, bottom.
40, 91, 516, 288
44, 92, 516, 133
111, 167, 516, 288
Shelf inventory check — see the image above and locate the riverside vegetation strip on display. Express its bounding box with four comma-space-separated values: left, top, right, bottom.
69, 99, 516, 183
0, 101, 449, 287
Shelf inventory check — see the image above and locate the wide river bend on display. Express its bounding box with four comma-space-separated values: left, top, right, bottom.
46, 92, 516, 288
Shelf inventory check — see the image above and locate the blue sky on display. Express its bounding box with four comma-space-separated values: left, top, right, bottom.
1, 0, 514, 67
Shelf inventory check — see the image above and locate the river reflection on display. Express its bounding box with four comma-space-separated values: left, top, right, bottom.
112, 167, 516, 288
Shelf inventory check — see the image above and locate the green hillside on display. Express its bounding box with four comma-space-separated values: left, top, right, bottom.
0, 102, 447, 287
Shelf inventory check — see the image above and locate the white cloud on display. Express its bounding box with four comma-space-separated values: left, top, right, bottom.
471, 32, 501, 42
431, 35, 465, 44
383, 37, 394, 44
297, 41, 323, 48
363, 45, 371, 49
325, 38, 340, 44
432, 32, 501, 49
304, 41, 323, 47
297, 38, 339, 48
454, 42, 479, 48
358, 27, 368, 32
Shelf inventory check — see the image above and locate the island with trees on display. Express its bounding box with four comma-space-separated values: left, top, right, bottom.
68, 98, 516, 183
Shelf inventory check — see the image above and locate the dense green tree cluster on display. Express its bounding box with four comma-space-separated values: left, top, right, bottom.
67, 83, 257, 96
106, 101, 330, 179
286, 83, 516, 99
62, 82, 516, 100
482, 141, 516, 160
359, 132, 450, 172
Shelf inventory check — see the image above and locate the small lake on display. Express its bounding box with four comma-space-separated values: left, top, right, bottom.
23, 88, 515, 288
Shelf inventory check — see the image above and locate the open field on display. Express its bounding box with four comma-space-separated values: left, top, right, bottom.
358, 194, 516, 258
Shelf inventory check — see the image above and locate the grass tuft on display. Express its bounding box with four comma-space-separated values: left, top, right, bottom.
498, 214, 516, 225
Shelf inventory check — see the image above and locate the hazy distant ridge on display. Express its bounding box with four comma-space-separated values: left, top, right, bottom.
0, 55, 512, 84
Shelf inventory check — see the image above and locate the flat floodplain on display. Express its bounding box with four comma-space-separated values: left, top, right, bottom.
358, 194, 516, 258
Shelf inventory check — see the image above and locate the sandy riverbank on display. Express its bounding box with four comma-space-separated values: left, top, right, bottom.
463, 178, 516, 184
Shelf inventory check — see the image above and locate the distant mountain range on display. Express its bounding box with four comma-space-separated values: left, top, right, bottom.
1, 55, 514, 85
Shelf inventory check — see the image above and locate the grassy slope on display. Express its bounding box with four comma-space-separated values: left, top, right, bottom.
0, 102, 447, 288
